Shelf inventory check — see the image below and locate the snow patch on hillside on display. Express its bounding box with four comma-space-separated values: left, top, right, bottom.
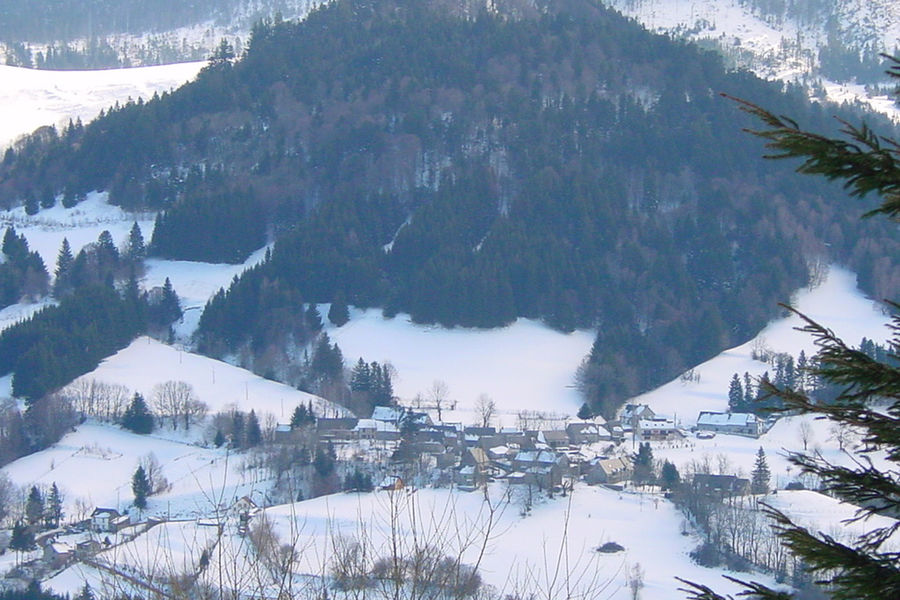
70, 336, 349, 422
0, 61, 204, 150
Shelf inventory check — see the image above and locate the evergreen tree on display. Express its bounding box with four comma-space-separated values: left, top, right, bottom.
577, 402, 594, 420
25, 485, 43, 526
328, 291, 350, 326
213, 429, 225, 447
122, 393, 154, 434
124, 222, 146, 263
132, 465, 150, 509
350, 358, 372, 392
681, 59, 900, 600
290, 404, 311, 429
24, 191, 38, 216
231, 411, 245, 448
246, 409, 262, 447
660, 460, 680, 491
727, 373, 744, 412
633, 442, 654, 486
305, 303, 323, 332
750, 446, 771, 495
9, 521, 33, 553
76, 582, 94, 600
53, 238, 74, 296
743, 371, 754, 408
44, 482, 63, 528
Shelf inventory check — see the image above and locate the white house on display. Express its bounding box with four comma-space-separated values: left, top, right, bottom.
696, 411, 763, 438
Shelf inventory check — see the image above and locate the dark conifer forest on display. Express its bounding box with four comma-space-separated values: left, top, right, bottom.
1, 0, 897, 417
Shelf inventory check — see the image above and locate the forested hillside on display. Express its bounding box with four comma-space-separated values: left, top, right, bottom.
1, 0, 897, 416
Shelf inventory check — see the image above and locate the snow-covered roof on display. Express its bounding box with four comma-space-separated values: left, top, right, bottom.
515, 450, 559, 464
372, 406, 403, 423
697, 412, 758, 427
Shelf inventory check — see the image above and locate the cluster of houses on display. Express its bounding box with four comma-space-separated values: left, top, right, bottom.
619, 404, 766, 441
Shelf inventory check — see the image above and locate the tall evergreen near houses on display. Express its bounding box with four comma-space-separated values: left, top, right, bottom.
750, 447, 770, 495
727, 373, 744, 412
24, 486, 43, 526
132, 465, 150, 510
122, 393, 154, 434
680, 58, 900, 600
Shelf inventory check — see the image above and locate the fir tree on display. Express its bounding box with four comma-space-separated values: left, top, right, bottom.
25, 485, 43, 526
9, 521, 34, 554
76, 582, 94, 600
122, 393, 154, 434
124, 222, 146, 263
727, 373, 744, 412
53, 238, 74, 296
633, 442, 654, 486
577, 402, 594, 420
328, 291, 350, 326
44, 482, 63, 528
231, 411, 245, 449
132, 465, 150, 509
750, 446, 771, 495
246, 409, 262, 447
681, 58, 900, 600
661, 460, 680, 491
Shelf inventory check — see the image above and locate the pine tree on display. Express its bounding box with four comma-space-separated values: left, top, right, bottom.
124, 222, 146, 263
660, 460, 681, 491
25, 485, 43, 526
634, 442, 654, 486
750, 446, 771, 495
681, 58, 900, 600
44, 482, 63, 528
727, 373, 744, 412
122, 393, 154, 434
577, 402, 594, 420
132, 465, 150, 509
53, 238, 74, 296
9, 521, 34, 554
246, 409, 262, 447
328, 291, 350, 326
76, 582, 95, 600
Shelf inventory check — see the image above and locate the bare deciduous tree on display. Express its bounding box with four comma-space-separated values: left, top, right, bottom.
474, 394, 496, 428
153, 380, 200, 430
798, 420, 813, 451
429, 380, 449, 422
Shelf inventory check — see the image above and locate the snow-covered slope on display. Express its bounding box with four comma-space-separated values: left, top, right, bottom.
603, 0, 900, 120
68, 336, 350, 422
0, 61, 204, 150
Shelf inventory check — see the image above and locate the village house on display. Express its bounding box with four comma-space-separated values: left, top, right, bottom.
91, 508, 122, 533
566, 422, 606, 445
620, 404, 655, 431
509, 450, 569, 489
539, 429, 570, 449
691, 473, 751, 497
316, 417, 359, 442
43, 541, 75, 569
637, 416, 684, 441
584, 456, 633, 485
696, 411, 764, 438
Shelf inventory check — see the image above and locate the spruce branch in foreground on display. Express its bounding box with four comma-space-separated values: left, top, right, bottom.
681, 56, 900, 599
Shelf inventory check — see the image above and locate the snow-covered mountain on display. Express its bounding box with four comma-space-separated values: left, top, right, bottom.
604, 0, 900, 119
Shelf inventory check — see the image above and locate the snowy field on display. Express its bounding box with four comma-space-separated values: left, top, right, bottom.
0, 62, 204, 150
68, 336, 350, 423
327, 311, 595, 424
2, 421, 261, 521
44, 483, 781, 600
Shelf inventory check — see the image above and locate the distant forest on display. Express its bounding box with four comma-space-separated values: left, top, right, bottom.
1, 0, 897, 417
0, 0, 315, 42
